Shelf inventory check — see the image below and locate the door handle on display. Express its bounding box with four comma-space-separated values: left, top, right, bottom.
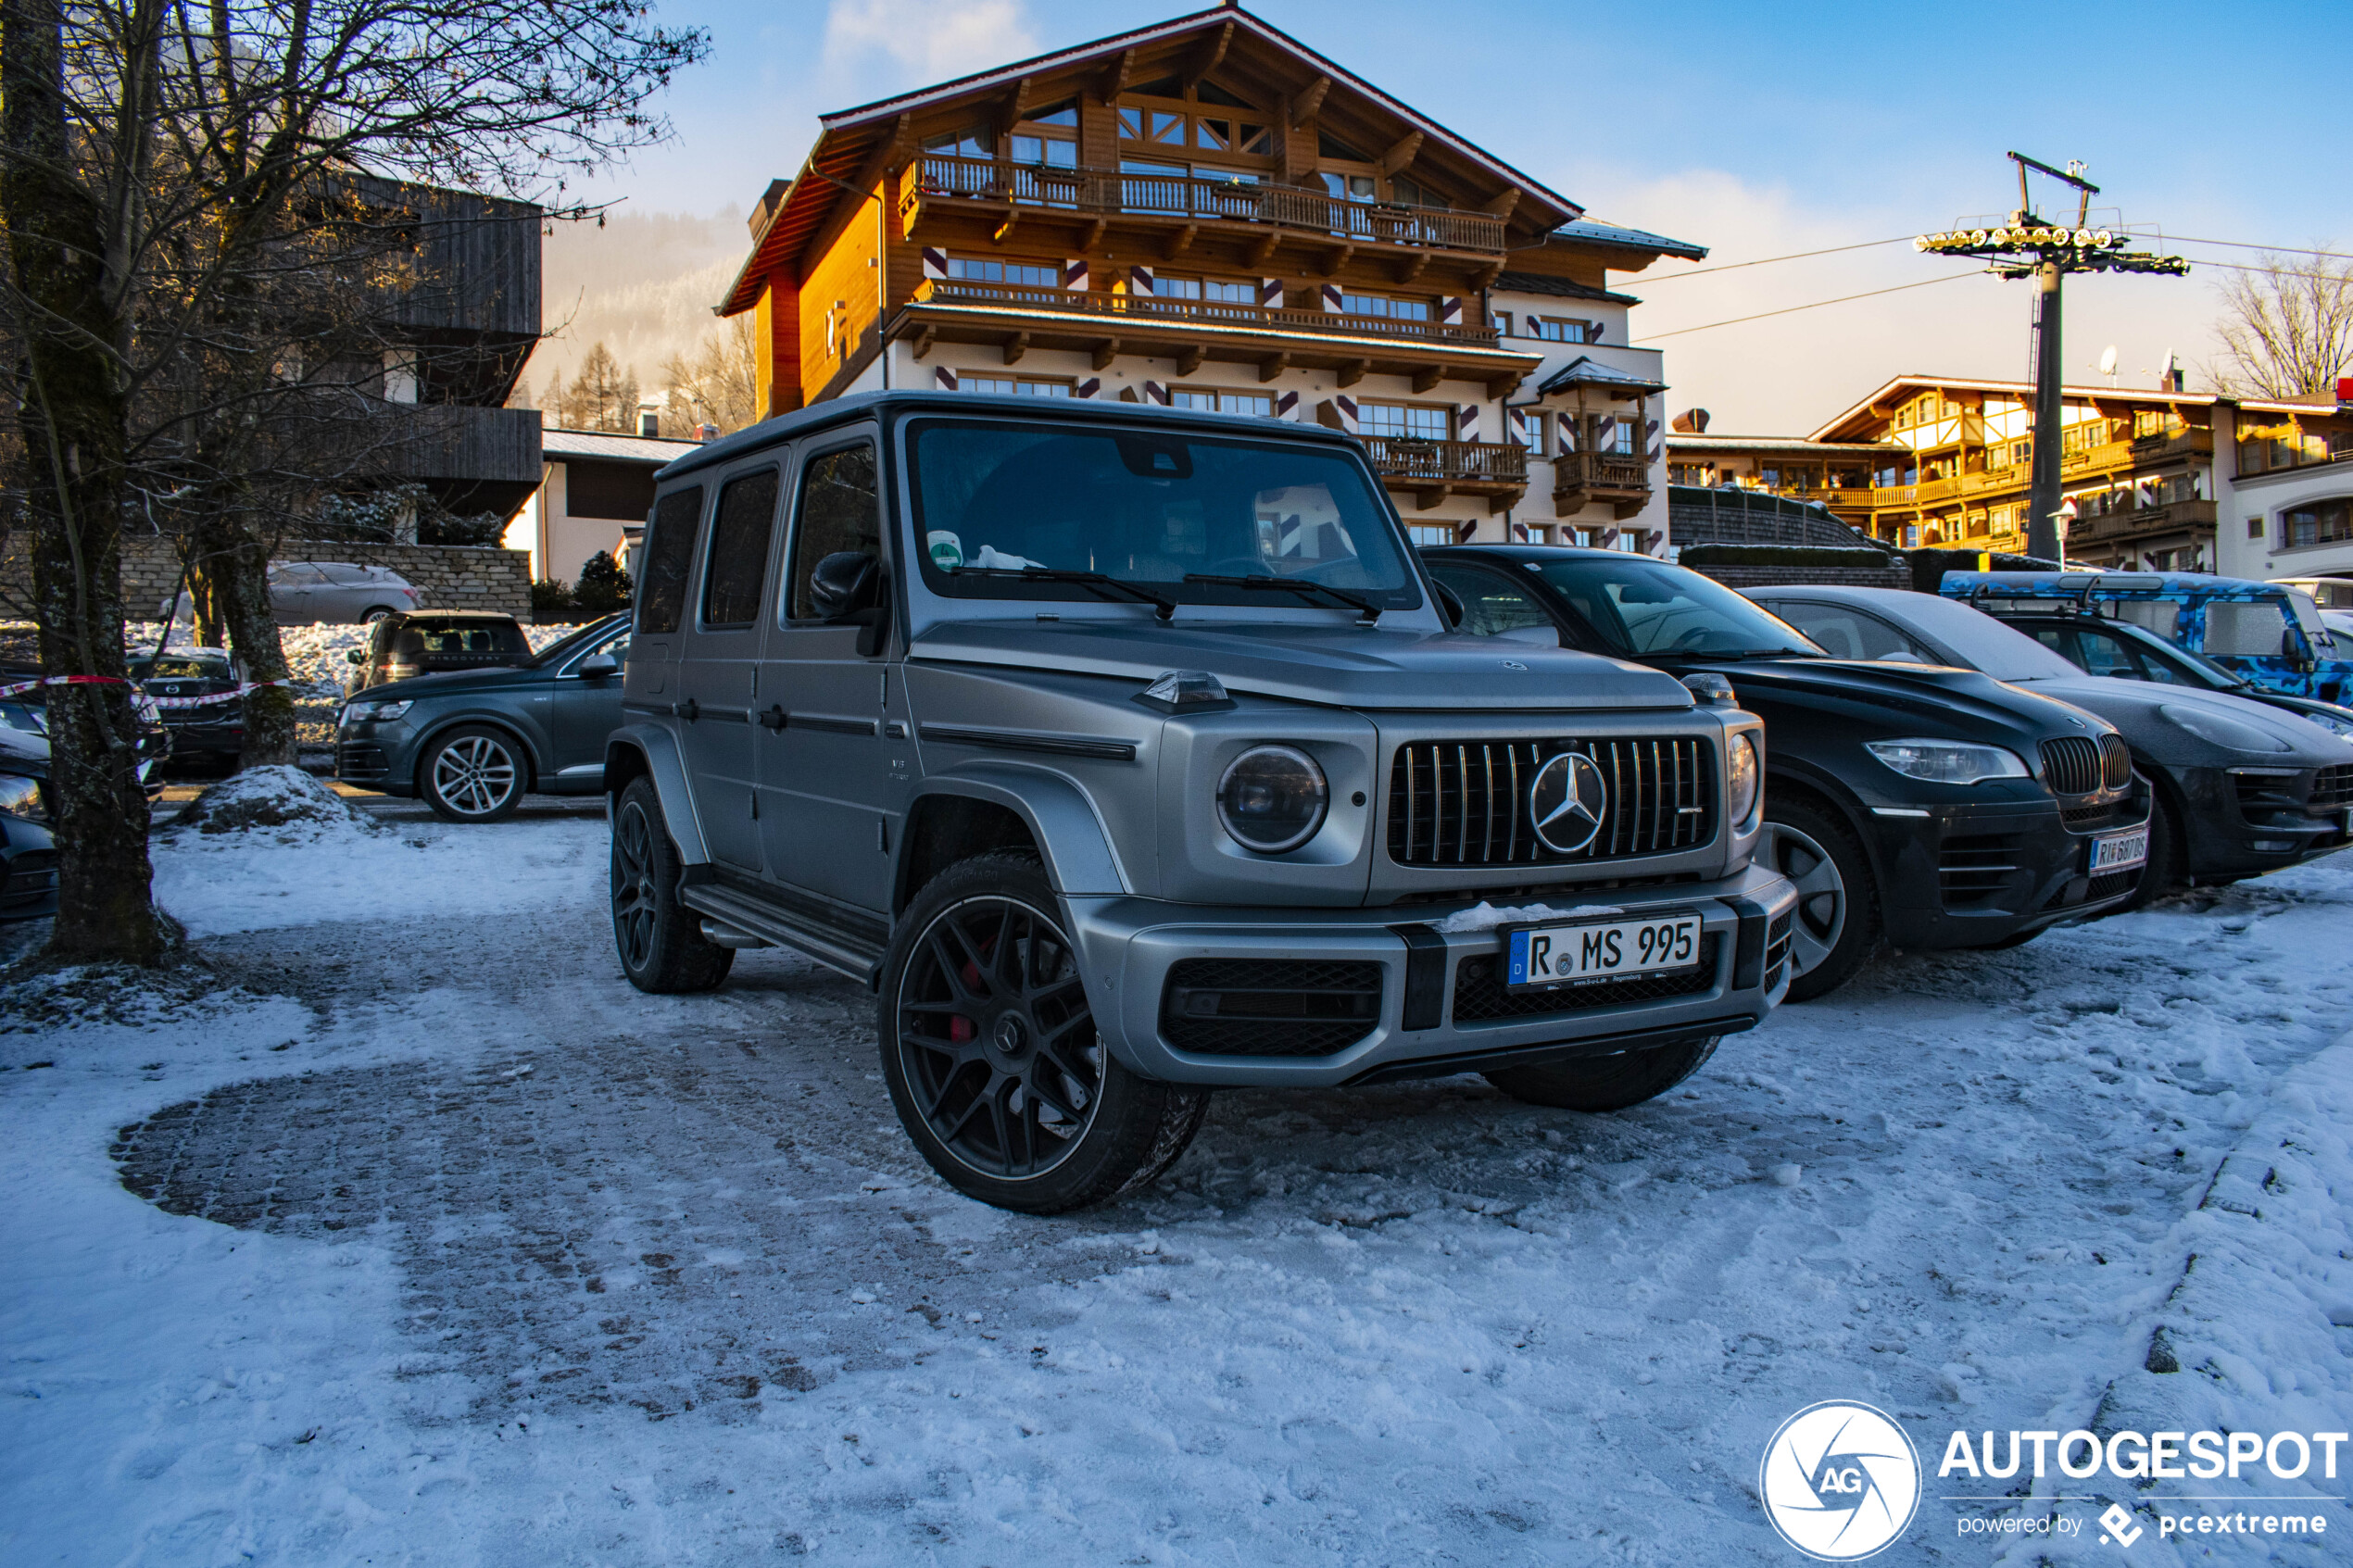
759, 704, 787, 732
673, 697, 699, 721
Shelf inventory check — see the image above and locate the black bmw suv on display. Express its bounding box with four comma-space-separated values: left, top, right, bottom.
1425, 546, 2149, 998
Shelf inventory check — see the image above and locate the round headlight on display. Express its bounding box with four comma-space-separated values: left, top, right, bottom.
1728, 733, 1761, 825
1216, 745, 1327, 853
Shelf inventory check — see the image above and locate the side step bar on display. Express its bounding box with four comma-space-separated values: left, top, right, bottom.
679, 884, 886, 988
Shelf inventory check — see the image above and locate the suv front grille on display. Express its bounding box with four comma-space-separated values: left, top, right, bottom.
2312, 764, 2353, 811
1388, 737, 1716, 869
1451, 934, 1721, 1023
1939, 834, 2022, 905
2040, 735, 2128, 796
2060, 800, 2123, 831
1162, 958, 1383, 1058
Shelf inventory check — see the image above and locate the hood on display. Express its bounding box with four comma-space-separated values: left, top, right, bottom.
0, 725, 49, 769
355, 663, 547, 703
910, 619, 1694, 711
1696, 656, 2112, 737
2010, 674, 2353, 764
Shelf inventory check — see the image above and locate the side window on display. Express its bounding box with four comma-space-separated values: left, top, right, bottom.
1429, 566, 1554, 638
636, 486, 704, 633
2203, 600, 2296, 659
700, 469, 781, 628
1769, 602, 1937, 663
786, 444, 881, 623
2072, 628, 2144, 678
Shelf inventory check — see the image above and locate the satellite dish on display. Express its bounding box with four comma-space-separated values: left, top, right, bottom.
2098, 345, 2120, 378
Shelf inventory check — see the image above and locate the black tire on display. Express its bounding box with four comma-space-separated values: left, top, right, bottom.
418, 725, 527, 822
2116, 792, 2183, 911
610, 775, 734, 994
1484, 1035, 1721, 1112
361, 607, 398, 623
1759, 799, 1880, 1001
878, 852, 1208, 1213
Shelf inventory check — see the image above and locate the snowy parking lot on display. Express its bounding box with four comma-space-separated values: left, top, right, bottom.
3, 789, 2349, 1565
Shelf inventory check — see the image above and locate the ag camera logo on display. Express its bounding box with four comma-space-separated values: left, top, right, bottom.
1760, 1400, 1922, 1561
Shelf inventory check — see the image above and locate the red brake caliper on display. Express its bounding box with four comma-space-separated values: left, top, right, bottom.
948, 942, 988, 1043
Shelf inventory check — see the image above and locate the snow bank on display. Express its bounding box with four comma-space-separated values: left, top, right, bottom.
169, 764, 382, 838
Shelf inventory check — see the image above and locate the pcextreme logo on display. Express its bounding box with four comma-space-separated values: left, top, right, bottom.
1759, 1401, 1923, 1561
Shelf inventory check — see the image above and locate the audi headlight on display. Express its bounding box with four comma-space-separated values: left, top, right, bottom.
2159, 702, 2291, 754
1216, 745, 1327, 853
1864, 738, 2029, 784
342, 699, 411, 724
0, 772, 44, 821
1727, 734, 1761, 825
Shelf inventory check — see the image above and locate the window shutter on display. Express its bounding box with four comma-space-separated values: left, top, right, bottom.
934, 367, 959, 391
1063, 258, 1088, 292
921, 247, 948, 281
1320, 282, 1342, 312
1076, 377, 1100, 398
1127, 264, 1154, 295
1142, 380, 1169, 406
1273, 389, 1299, 420
1258, 278, 1283, 308
1440, 296, 1463, 327
1454, 403, 1478, 442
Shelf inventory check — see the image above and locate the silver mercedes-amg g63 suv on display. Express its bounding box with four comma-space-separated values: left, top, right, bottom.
606, 392, 1797, 1211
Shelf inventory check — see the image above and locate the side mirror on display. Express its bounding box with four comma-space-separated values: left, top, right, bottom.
577, 653, 619, 679
809, 551, 880, 620
345, 649, 364, 664
1496, 622, 1565, 648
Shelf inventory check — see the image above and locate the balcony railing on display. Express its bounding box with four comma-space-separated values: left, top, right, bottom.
1361, 436, 1527, 487
2060, 436, 2136, 472
900, 155, 1508, 256
2130, 428, 2214, 460
912, 277, 1500, 348
2074, 500, 2218, 541
1554, 451, 1651, 494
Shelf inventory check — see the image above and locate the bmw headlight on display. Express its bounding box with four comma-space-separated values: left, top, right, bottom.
342, 699, 411, 724
1864, 738, 2029, 784
1216, 745, 1327, 853
1727, 733, 1761, 825
2158, 703, 2290, 754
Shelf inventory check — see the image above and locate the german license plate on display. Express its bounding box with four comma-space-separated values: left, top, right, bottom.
2089, 826, 2149, 873
1505, 914, 1702, 992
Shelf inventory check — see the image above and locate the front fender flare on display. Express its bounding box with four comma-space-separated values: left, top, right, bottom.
909, 761, 1132, 897
606, 722, 710, 864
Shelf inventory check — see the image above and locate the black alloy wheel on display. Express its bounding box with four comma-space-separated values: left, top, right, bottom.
880, 853, 1208, 1211
610, 775, 732, 993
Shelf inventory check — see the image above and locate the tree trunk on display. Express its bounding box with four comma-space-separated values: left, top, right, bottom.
195, 511, 298, 766
1, 0, 161, 964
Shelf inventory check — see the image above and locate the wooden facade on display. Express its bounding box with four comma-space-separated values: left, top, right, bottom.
715, 4, 1703, 546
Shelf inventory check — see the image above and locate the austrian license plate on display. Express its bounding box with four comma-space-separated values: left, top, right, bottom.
1504, 914, 1702, 992
2089, 826, 2149, 873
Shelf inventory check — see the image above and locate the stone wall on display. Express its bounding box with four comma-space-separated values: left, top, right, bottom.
1685, 563, 1914, 593
99, 535, 535, 621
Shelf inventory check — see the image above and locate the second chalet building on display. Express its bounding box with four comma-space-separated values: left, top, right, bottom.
716, 4, 1702, 547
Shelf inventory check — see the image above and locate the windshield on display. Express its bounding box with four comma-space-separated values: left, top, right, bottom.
1886, 595, 2083, 681
130, 656, 232, 680
1532, 557, 1822, 658
396, 620, 531, 659
530, 617, 626, 668
907, 418, 1423, 612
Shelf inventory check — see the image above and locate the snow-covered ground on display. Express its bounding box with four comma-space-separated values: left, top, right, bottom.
2, 802, 2348, 1566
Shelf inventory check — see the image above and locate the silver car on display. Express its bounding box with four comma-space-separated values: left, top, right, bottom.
604, 392, 1798, 1212
159, 560, 420, 626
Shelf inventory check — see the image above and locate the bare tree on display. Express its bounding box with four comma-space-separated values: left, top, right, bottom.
554, 341, 638, 431
0, 0, 707, 963
2213, 249, 2353, 399
661, 315, 759, 435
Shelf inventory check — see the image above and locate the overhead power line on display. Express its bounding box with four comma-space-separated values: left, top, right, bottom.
1631, 270, 1981, 341
2146, 234, 2353, 263
1631, 234, 1918, 282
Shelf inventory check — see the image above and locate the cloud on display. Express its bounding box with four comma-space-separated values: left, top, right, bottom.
1555, 168, 2226, 435
820, 0, 1038, 87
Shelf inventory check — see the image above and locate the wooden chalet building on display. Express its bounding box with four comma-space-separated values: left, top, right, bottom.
716, 3, 1703, 547
1668, 374, 2353, 573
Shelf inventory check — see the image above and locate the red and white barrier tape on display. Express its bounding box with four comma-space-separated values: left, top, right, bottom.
0, 673, 297, 705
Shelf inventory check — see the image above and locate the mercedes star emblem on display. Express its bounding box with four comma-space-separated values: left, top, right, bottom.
1529, 750, 1609, 855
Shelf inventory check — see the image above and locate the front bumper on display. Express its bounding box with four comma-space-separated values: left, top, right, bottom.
1869, 784, 2153, 950
2182, 763, 2353, 880
333, 730, 411, 796
1063, 861, 1798, 1087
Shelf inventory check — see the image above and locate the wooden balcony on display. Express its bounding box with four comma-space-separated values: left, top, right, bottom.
1362, 435, 1527, 513
899, 278, 1534, 400
1554, 451, 1652, 521
2072, 499, 2217, 543
2060, 436, 2136, 473
2130, 428, 2214, 461
900, 155, 1508, 263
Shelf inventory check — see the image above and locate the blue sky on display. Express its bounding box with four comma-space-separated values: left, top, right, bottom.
575, 0, 2351, 429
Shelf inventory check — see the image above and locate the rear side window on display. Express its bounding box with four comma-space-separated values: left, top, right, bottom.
701, 469, 781, 628
637, 486, 704, 633
786, 445, 881, 622
2203, 600, 2296, 659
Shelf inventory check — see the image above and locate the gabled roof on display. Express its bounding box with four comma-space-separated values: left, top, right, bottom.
1808, 373, 2230, 441
1664, 434, 1904, 455
1537, 356, 1667, 397
720, 4, 1586, 316
1548, 218, 1706, 263
1491, 271, 1640, 307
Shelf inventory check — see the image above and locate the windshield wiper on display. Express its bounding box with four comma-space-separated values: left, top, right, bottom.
1183, 573, 1379, 625
952, 567, 1176, 621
